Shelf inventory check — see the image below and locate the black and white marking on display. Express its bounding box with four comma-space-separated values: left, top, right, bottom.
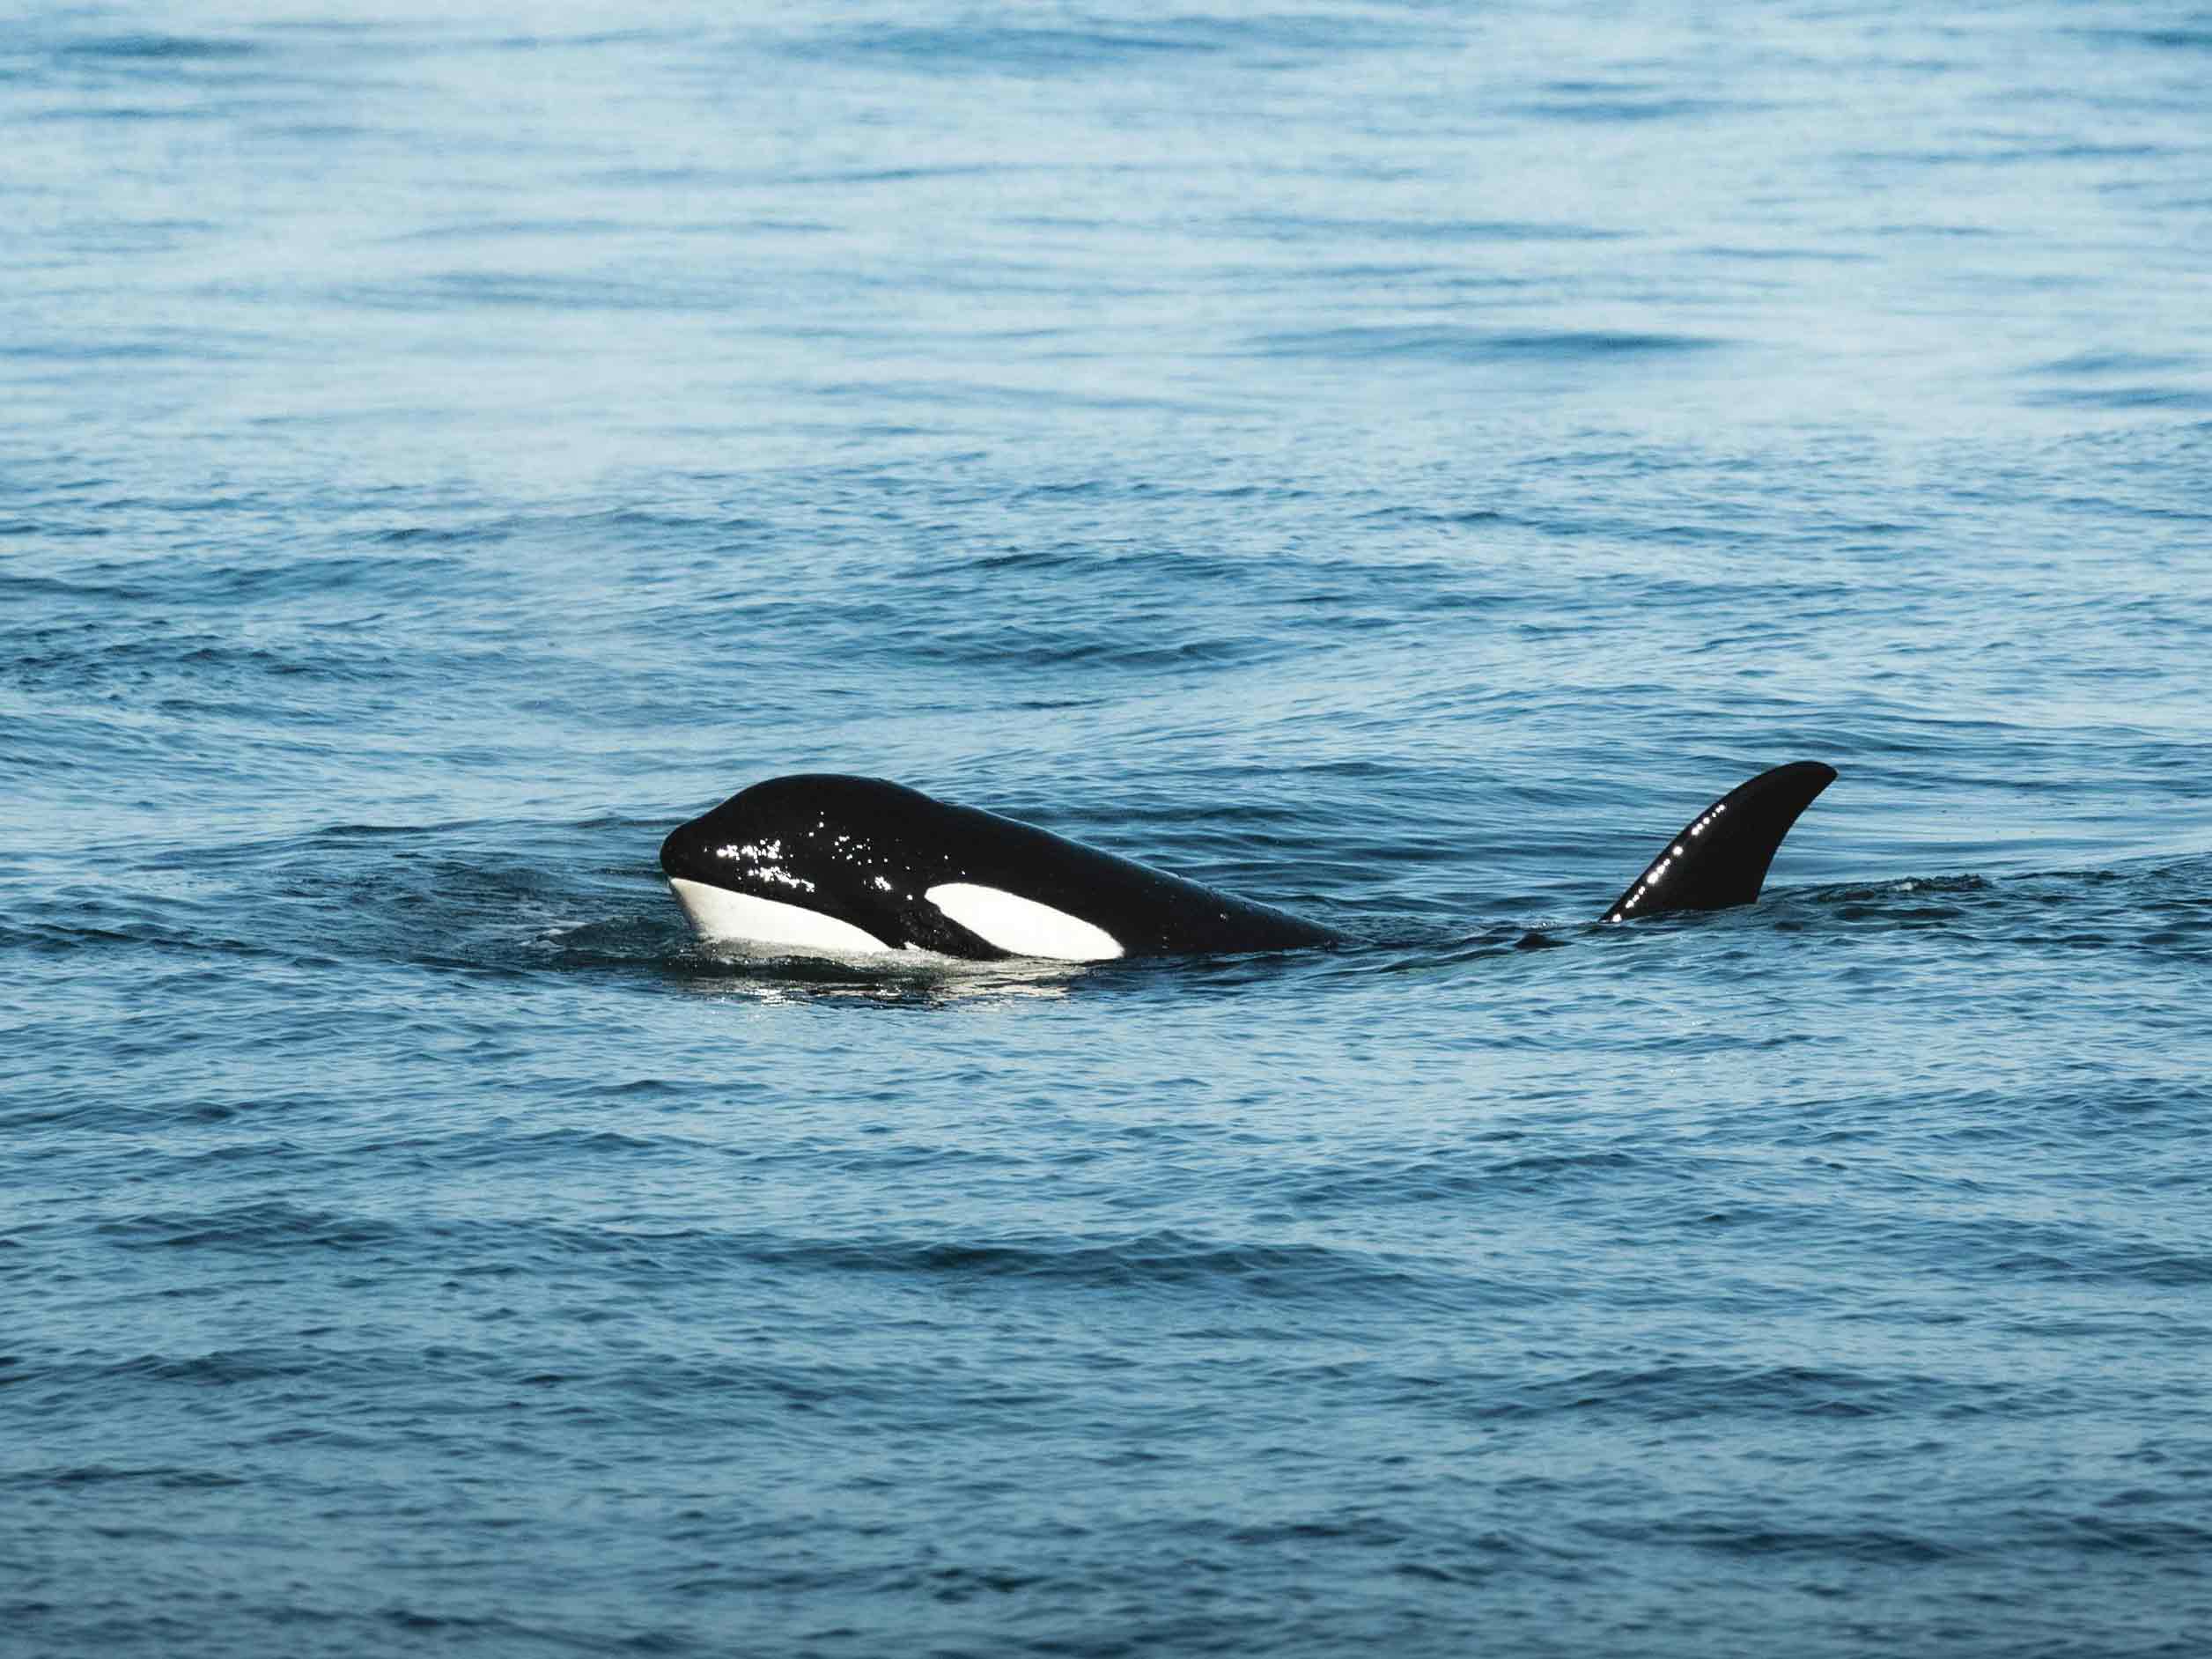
660, 763, 1836, 962
660, 774, 1333, 961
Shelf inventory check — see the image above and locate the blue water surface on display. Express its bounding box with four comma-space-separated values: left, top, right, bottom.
5, 4, 2212, 1655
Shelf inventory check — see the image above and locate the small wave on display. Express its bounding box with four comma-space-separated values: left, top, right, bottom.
785, 24, 1225, 75
1229, 212, 1626, 245
329, 271, 741, 314
70, 1208, 1463, 1310
93, 1203, 406, 1252
1471, 1360, 1963, 1425
2026, 350, 2201, 378
775, 14, 1425, 77
1249, 324, 1724, 365
1818, 874, 1993, 924
0, 1464, 247, 1491
2025, 386, 2212, 412
1513, 92, 1762, 123
1610, 1516, 1965, 1564
736, 1228, 1452, 1304
1279, 1145, 1657, 1213
56, 33, 257, 63
2071, 27, 2212, 54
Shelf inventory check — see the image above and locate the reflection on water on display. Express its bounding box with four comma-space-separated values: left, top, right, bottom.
677, 940, 1089, 1006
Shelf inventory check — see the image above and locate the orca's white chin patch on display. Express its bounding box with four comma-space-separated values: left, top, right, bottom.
925, 883, 1123, 962
668, 878, 896, 954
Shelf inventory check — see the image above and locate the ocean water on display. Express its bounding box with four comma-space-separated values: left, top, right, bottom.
5, 2, 2212, 1654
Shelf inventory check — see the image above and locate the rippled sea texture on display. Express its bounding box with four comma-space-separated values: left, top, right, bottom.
6, 4, 2212, 1655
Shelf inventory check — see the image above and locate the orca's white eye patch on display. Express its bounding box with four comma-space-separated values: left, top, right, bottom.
669, 879, 894, 954
925, 883, 1123, 962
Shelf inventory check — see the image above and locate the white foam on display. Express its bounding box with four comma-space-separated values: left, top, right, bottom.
925, 883, 1123, 962
668, 879, 893, 954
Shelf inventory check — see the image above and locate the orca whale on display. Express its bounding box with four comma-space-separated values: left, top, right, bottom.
659, 762, 1835, 962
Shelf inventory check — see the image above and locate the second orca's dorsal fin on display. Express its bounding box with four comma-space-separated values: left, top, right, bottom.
1602, 761, 1836, 923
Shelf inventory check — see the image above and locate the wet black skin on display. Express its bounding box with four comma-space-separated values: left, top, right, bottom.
660, 763, 1837, 958
660, 773, 1335, 958
1601, 761, 1836, 923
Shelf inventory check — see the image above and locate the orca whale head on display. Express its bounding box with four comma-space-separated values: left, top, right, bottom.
660, 775, 1125, 960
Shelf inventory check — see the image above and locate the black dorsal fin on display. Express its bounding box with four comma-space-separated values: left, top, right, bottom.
1602, 762, 1836, 923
